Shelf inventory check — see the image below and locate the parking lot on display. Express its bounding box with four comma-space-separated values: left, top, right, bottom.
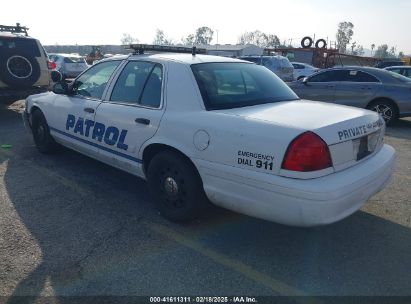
0, 100, 411, 298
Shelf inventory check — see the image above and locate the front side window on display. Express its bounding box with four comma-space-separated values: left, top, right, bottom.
192, 62, 298, 110
110, 61, 163, 108
309, 70, 338, 82
73, 60, 120, 99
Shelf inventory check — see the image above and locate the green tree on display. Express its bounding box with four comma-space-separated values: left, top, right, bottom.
121, 33, 138, 45
194, 26, 214, 44
336, 21, 354, 53
238, 30, 280, 48
374, 44, 389, 58
153, 29, 174, 45
181, 34, 195, 46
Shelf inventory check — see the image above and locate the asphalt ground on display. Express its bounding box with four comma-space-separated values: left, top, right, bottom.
0, 100, 410, 299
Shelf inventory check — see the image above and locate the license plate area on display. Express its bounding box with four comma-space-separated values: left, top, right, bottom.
353, 131, 380, 161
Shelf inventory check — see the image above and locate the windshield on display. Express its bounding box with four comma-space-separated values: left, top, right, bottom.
386, 71, 411, 83
191, 63, 299, 110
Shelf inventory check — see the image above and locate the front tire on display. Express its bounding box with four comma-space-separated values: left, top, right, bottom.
147, 151, 209, 222
367, 100, 398, 126
31, 110, 59, 154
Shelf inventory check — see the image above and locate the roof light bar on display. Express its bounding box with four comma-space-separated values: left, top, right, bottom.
0, 23, 29, 36
127, 44, 207, 56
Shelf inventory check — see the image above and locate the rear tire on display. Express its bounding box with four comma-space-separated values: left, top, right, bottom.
31, 110, 59, 154
367, 100, 398, 126
147, 151, 209, 222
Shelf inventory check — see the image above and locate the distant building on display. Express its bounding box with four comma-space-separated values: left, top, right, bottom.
273, 47, 379, 68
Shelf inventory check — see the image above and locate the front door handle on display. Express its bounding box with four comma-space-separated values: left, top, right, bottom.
135, 118, 150, 125
84, 107, 94, 113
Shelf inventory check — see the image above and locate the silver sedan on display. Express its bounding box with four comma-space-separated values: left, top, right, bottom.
288, 66, 411, 124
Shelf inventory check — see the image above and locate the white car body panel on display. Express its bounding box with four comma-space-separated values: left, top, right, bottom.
291, 62, 319, 80
23, 53, 395, 226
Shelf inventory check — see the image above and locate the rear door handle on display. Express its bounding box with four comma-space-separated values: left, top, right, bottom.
135, 118, 150, 125
84, 107, 94, 113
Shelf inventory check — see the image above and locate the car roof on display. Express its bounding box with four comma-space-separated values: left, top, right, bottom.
240, 55, 287, 59
122, 53, 251, 65
0, 33, 34, 39
291, 62, 313, 66
49, 53, 84, 58
328, 66, 382, 72
385, 66, 410, 69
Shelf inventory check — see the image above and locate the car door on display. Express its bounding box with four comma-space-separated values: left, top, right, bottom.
48, 60, 122, 158
94, 60, 166, 176
292, 70, 338, 102
333, 70, 380, 108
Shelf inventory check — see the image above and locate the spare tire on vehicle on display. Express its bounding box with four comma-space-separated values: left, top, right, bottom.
0, 49, 41, 89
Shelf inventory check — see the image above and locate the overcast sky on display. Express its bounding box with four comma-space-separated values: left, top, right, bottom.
2, 0, 410, 54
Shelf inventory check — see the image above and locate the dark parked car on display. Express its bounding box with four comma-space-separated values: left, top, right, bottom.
239, 55, 294, 82
384, 66, 411, 78
288, 66, 411, 124
375, 61, 404, 69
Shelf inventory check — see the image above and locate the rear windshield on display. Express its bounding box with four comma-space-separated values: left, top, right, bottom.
387, 71, 411, 83
279, 58, 293, 68
64, 56, 86, 64
0, 37, 40, 57
191, 62, 299, 110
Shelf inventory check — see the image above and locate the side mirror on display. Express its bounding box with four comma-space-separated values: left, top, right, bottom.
302, 77, 309, 85
50, 70, 63, 83
52, 82, 69, 95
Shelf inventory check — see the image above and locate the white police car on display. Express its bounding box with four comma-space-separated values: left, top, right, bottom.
23, 44, 396, 226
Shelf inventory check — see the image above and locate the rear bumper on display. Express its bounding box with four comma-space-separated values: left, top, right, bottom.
195, 144, 395, 227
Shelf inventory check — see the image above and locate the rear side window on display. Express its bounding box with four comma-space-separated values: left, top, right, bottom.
192, 62, 298, 110
110, 61, 163, 108
351, 71, 379, 82
335, 70, 379, 82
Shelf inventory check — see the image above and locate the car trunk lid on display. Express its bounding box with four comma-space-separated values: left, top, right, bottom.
217, 100, 385, 175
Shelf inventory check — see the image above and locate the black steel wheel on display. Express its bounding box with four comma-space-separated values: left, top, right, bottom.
147, 151, 209, 222
31, 110, 59, 154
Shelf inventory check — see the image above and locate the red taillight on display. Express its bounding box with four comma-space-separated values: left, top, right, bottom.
282, 131, 332, 172
47, 61, 56, 70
